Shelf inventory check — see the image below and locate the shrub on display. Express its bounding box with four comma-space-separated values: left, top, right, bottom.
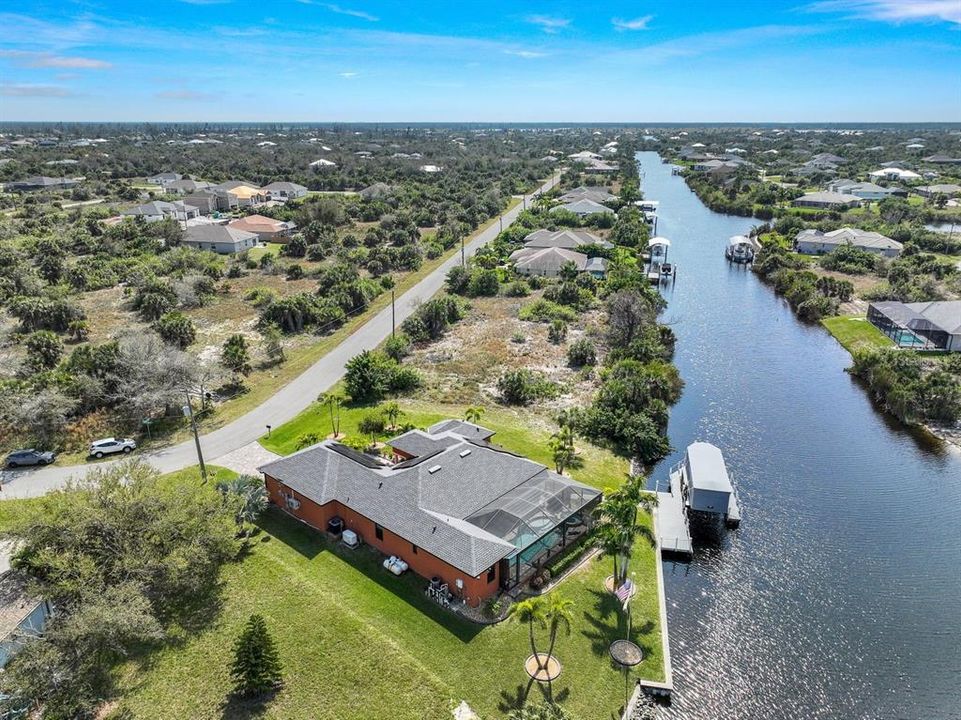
344, 350, 421, 403
222, 334, 252, 375
518, 299, 577, 323
568, 338, 596, 367
504, 280, 531, 297
384, 332, 411, 361
547, 319, 568, 344
24, 330, 64, 372
497, 369, 559, 405
358, 412, 386, 437
467, 268, 500, 297
153, 311, 196, 349
285, 263, 305, 280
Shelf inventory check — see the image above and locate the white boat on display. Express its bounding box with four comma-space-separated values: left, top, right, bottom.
648, 237, 673, 283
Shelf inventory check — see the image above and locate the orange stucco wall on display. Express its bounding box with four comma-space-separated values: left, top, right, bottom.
264, 474, 500, 607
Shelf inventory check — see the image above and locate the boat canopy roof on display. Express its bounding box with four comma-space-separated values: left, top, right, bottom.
685, 442, 733, 494
728, 235, 752, 246
648, 237, 671, 248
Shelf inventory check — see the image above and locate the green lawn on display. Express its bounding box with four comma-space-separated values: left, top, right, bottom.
118, 503, 662, 720
260, 395, 629, 492
821, 315, 894, 354
247, 242, 286, 261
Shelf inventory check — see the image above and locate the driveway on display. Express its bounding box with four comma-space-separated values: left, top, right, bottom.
0, 176, 559, 499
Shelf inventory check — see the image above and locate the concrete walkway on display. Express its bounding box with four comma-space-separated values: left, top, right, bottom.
0, 176, 559, 499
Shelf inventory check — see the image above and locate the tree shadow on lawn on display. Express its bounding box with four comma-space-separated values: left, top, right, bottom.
498, 679, 570, 714
258, 508, 484, 643
218, 687, 280, 720
580, 588, 656, 659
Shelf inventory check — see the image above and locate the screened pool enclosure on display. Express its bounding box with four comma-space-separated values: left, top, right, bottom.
465, 472, 601, 589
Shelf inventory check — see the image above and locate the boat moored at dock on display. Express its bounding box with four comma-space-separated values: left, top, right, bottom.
725, 235, 759, 264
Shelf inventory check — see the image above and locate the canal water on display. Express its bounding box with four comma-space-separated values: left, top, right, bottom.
638, 152, 961, 720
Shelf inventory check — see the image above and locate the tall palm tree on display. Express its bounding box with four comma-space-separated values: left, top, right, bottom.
548, 426, 582, 475
318, 392, 343, 437
507, 597, 546, 670
542, 593, 574, 697
464, 405, 484, 425
595, 475, 657, 588
383, 401, 402, 430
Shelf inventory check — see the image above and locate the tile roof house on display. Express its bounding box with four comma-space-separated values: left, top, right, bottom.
261, 181, 308, 200
553, 198, 615, 217
792, 191, 862, 209
165, 179, 213, 194
227, 214, 297, 241
259, 421, 601, 605
794, 228, 903, 258
181, 224, 258, 254
523, 228, 612, 251
147, 171, 182, 186
121, 200, 199, 223
509, 246, 605, 277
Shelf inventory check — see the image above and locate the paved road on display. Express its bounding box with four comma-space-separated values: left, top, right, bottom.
0, 175, 559, 499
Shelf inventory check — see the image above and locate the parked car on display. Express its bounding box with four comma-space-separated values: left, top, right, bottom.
89, 437, 137, 458
5, 449, 56, 468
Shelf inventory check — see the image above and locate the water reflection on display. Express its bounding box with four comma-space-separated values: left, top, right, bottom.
637, 152, 961, 720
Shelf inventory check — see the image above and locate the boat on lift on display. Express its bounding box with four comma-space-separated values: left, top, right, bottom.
646, 236, 672, 283
725, 235, 758, 263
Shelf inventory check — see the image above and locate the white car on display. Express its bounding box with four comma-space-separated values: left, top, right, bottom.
89, 437, 137, 458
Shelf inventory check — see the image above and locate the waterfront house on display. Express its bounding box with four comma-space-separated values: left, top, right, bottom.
827, 180, 895, 201
523, 228, 612, 251
792, 191, 862, 209
553, 199, 615, 217
228, 214, 297, 242
867, 301, 961, 351
915, 184, 961, 199
869, 168, 922, 182
922, 154, 961, 165
181, 224, 258, 254
310, 158, 337, 170
259, 421, 601, 606
510, 246, 601, 278
558, 186, 616, 204
794, 228, 902, 257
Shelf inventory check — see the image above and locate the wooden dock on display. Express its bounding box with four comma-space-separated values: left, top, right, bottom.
653, 468, 693, 557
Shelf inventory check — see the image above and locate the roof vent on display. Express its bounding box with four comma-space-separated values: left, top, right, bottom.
459, 449, 471, 458
428, 464, 442, 474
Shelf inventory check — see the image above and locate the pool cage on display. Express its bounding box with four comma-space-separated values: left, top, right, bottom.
867, 304, 947, 350
465, 473, 602, 590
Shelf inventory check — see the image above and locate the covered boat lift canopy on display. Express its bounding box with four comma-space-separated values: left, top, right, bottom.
683, 442, 739, 522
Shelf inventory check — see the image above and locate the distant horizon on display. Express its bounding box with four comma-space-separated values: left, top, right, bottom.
1, 1, 959, 122
2, 120, 961, 128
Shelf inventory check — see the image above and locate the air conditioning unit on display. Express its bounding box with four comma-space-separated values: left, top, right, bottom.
342, 529, 360, 548
285, 495, 301, 510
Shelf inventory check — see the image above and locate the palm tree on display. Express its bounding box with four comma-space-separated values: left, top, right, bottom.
548, 425, 581, 475
507, 597, 546, 670
318, 392, 343, 438
217, 474, 268, 540
464, 405, 484, 425
383, 401, 402, 430
595, 475, 656, 589
542, 593, 574, 695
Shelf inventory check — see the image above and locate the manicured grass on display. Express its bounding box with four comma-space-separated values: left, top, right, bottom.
821, 315, 894, 354
118, 504, 662, 720
260, 395, 629, 492
247, 242, 285, 261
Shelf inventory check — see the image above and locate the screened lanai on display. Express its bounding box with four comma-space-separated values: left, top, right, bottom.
465, 471, 601, 589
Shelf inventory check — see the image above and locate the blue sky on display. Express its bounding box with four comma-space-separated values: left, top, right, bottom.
0, 0, 959, 122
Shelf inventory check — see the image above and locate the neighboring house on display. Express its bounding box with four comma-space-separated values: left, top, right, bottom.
165, 179, 213, 194
558, 186, 616, 204
1, 546, 52, 669
568, 150, 602, 161
259, 421, 601, 605
869, 168, 922, 182
510, 246, 599, 277
360, 182, 393, 200
4, 175, 77, 191
827, 180, 895, 201
310, 158, 337, 170
181, 224, 258, 254
585, 256, 609, 279
212, 182, 266, 208
182, 190, 221, 214
523, 228, 612, 251
553, 199, 615, 216
867, 301, 961, 351
792, 191, 862, 209
582, 159, 617, 174
915, 184, 961, 199
922, 154, 961, 165
228, 214, 297, 242
794, 228, 903, 258
147, 172, 183, 186
261, 181, 308, 200
121, 200, 199, 223
419, 164, 443, 173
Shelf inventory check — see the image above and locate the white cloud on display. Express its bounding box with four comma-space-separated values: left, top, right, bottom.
297, 1, 379, 21
612, 16, 654, 31
806, 1, 961, 25
526, 15, 570, 33
0, 49, 111, 69
504, 49, 547, 59
339, 71, 359, 78
1, 83, 73, 97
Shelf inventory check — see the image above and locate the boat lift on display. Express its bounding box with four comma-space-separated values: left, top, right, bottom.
646, 236, 675, 284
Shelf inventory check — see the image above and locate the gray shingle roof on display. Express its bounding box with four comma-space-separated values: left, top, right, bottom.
259, 422, 599, 576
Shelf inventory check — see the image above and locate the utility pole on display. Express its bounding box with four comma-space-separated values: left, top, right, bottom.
391, 289, 396, 337
460, 236, 465, 267
183, 391, 207, 483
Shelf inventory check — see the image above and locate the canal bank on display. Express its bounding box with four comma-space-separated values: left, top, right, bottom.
637, 151, 961, 720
